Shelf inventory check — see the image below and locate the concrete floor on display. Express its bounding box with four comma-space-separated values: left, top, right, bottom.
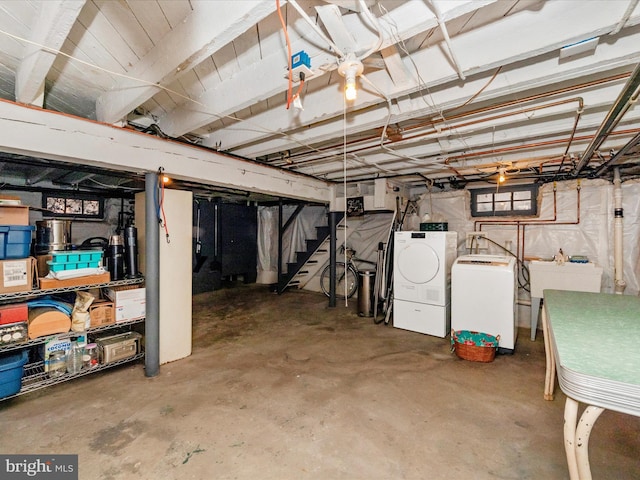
1, 284, 638, 479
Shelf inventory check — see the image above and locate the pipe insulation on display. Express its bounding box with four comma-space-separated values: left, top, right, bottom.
144, 172, 160, 377
613, 168, 626, 294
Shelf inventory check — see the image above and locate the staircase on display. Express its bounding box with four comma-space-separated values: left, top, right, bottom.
277, 212, 346, 294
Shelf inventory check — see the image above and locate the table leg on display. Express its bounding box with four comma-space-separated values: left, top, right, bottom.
564, 397, 579, 480
576, 405, 605, 480
542, 306, 555, 400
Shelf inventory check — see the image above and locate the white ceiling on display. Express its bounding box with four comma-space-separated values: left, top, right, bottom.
0, 0, 639, 196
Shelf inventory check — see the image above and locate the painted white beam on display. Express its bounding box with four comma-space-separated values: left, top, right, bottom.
95, 0, 279, 125
15, 0, 86, 106
221, 10, 640, 158
0, 101, 331, 203
315, 4, 359, 55
158, 0, 493, 138
381, 45, 412, 87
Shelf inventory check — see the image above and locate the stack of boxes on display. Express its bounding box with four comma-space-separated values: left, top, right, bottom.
0, 202, 35, 295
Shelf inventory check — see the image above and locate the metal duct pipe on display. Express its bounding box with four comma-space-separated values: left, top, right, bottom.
574, 62, 640, 175
594, 130, 640, 176
613, 167, 626, 294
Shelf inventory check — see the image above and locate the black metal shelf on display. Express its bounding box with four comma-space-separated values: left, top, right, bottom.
0, 277, 144, 303
0, 317, 145, 354
3, 353, 145, 400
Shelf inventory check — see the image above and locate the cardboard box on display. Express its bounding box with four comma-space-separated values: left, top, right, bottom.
0, 205, 29, 226
104, 286, 145, 322
89, 301, 115, 327
39, 271, 110, 290
0, 258, 35, 294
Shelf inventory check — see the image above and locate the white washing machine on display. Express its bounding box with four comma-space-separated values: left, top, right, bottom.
393, 231, 458, 337
451, 254, 517, 351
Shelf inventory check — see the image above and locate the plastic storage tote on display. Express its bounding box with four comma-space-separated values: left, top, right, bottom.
0, 350, 28, 398
0, 225, 35, 259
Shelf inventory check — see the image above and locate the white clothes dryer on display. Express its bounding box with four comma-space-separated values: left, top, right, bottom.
393, 231, 458, 337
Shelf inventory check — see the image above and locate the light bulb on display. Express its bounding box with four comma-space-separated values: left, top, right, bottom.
338, 58, 363, 102
345, 79, 357, 101
498, 167, 506, 183
344, 67, 357, 101
162, 175, 170, 184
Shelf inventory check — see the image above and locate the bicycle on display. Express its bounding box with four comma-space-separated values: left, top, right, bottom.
320, 246, 376, 298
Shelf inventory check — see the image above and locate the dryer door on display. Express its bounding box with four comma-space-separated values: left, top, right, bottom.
396, 243, 440, 284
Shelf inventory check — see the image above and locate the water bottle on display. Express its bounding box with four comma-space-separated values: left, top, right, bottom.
66, 342, 84, 374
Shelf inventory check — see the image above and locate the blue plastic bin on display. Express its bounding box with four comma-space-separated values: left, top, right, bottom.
0, 225, 34, 259
0, 350, 28, 399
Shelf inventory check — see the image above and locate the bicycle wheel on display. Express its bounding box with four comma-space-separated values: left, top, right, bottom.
320, 263, 358, 298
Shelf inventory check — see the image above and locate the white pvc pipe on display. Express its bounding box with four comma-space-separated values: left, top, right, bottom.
610, 0, 639, 35
613, 167, 626, 294
431, 0, 466, 81
288, 0, 346, 60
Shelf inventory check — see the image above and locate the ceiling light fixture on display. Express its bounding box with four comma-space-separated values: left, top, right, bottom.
498, 167, 506, 183
338, 56, 364, 102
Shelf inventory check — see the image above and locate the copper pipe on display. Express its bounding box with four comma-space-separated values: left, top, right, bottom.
320, 128, 639, 180
445, 128, 640, 165
474, 184, 582, 276
282, 72, 630, 167
289, 97, 583, 170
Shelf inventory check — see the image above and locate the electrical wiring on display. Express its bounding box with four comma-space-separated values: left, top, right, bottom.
276, 0, 294, 110
483, 235, 531, 292
356, 0, 384, 61
87, 177, 140, 191
154, 168, 170, 243
0, 27, 327, 161
376, 2, 478, 160
359, 73, 442, 173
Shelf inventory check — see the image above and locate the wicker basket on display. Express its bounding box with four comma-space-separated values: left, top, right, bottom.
451, 330, 500, 363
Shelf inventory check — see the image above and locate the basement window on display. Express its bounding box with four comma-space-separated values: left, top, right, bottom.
470, 184, 539, 217
42, 193, 104, 219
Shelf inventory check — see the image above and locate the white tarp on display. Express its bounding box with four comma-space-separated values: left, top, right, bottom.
420, 178, 640, 294
257, 206, 395, 294
417, 178, 640, 325
256, 205, 329, 284
258, 178, 639, 327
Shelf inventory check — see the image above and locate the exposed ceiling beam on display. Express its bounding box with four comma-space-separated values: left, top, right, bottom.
218, 6, 640, 158
0, 100, 331, 203
95, 0, 280, 125
157, 0, 493, 138
15, 0, 86, 106
26, 166, 56, 185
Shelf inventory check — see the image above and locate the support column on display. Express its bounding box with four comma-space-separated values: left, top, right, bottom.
328, 211, 339, 307
144, 172, 160, 377
277, 199, 283, 294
